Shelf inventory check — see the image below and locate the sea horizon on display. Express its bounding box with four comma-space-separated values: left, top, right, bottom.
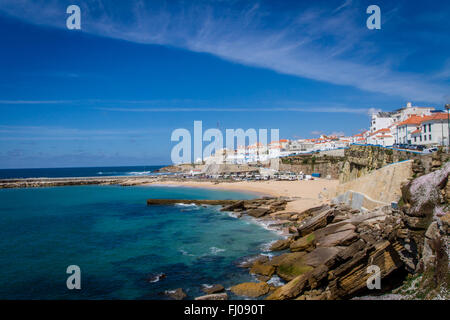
0, 165, 168, 179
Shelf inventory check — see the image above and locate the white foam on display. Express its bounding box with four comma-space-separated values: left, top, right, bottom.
210, 247, 226, 255
179, 248, 195, 256
148, 273, 165, 283
175, 203, 198, 207
126, 171, 152, 176
267, 275, 285, 287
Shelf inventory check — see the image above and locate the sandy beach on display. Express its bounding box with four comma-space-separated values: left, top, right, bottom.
147, 179, 339, 213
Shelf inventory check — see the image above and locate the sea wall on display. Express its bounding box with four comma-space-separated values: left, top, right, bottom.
279, 154, 345, 179
331, 160, 413, 213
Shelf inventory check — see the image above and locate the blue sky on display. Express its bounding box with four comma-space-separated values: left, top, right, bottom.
0, 0, 449, 168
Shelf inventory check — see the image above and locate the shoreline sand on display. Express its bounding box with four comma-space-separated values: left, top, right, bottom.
146, 179, 339, 213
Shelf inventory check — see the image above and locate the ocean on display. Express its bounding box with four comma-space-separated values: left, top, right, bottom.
0, 185, 282, 299
0, 165, 166, 179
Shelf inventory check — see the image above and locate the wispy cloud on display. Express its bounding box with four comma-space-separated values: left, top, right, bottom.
0, 124, 161, 140
1, 0, 448, 103
97, 106, 376, 114
0, 100, 74, 104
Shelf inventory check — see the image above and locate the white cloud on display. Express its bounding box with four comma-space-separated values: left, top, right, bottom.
1, 0, 448, 103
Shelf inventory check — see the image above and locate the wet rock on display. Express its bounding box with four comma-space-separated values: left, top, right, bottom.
238, 255, 269, 268
290, 233, 316, 252
202, 284, 225, 294
275, 253, 314, 281
270, 239, 291, 251
195, 293, 228, 300
250, 262, 275, 277
147, 273, 166, 283
165, 288, 187, 300
230, 282, 270, 298
247, 208, 271, 218
266, 273, 310, 300
221, 201, 245, 212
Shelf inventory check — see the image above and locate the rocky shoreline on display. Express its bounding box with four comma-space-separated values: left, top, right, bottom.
150, 162, 450, 300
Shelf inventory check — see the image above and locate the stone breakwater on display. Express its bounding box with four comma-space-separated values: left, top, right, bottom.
150, 162, 450, 300
0, 176, 162, 189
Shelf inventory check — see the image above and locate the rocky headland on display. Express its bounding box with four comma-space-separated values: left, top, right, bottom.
150, 158, 450, 300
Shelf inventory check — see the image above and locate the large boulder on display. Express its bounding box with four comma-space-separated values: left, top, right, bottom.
275, 253, 314, 281
230, 282, 270, 298
270, 239, 291, 251
290, 233, 316, 252
202, 284, 225, 294
165, 288, 187, 300
221, 200, 245, 212
266, 273, 310, 300
247, 208, 271, 218
328, 240, 403, 299
303, 247, 343, 268
297, 207, 335, 236
316, 229, 358, 247
250, 262, 275, 277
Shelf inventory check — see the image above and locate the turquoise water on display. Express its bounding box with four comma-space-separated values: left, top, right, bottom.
0, 185, 280, 299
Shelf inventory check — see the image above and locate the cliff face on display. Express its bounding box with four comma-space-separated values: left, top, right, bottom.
250, 160, 449, 300
279, 155, 344, 179
279, 145, 446, 183
339, 145, 450, 183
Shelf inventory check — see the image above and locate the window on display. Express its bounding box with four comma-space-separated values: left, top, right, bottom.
424, 135, 427, 141
420, 136, 422, 142
429, 124, 431, 132
414, 137, 417, 142
423, 125, 426, 133
429, 134, 432, 140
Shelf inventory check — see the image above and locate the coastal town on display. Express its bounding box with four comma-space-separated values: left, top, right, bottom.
202, 102, 449, 166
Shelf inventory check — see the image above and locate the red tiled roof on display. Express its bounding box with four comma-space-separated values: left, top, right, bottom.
421, 113, 448, 122
398, 115, 423, 126
411, 128, 421, 135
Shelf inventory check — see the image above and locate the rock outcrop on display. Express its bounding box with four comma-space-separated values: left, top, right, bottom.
230, 282, 270, 298
257, 161, 450, 300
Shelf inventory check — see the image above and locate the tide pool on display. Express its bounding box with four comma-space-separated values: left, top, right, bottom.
0, 185, 281, 299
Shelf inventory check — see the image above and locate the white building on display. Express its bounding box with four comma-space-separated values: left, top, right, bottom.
396, 115, 424, 144
409, 113, 450, 146
370, 112, 394, 133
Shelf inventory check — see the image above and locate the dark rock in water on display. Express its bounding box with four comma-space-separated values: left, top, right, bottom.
147, 273, 166, 283
165, 288, 187, 300
247, 208, 271, 218
202, 284, 225, 294
237, 255, 269, 268
195, 293, 228, 300
221, 200, 245, 212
